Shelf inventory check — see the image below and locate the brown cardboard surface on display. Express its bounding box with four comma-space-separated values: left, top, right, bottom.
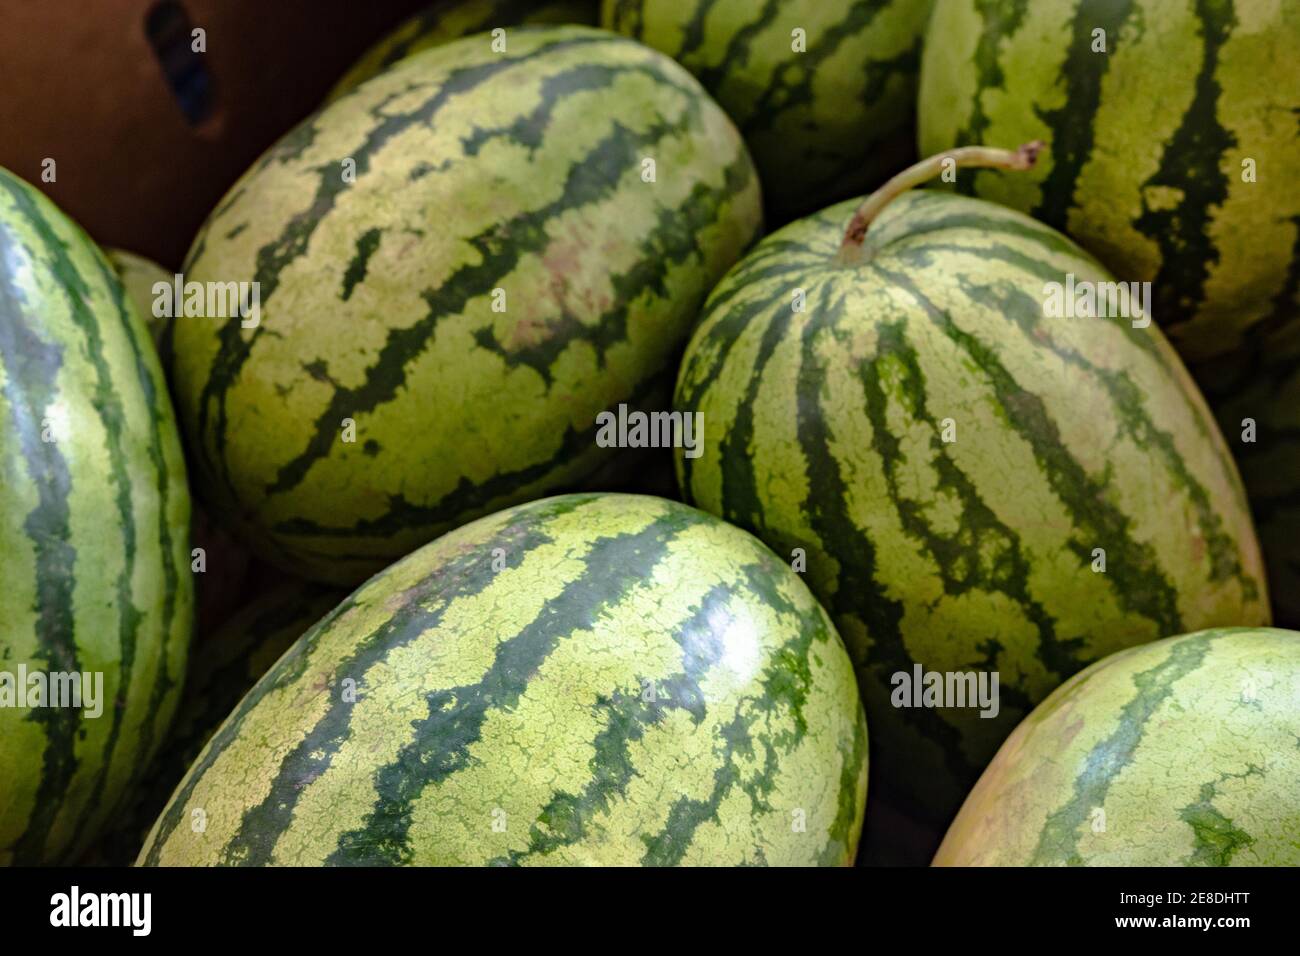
0, 0, 429, 267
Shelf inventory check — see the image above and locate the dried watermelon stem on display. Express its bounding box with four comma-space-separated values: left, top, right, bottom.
837, 140, 1045, 263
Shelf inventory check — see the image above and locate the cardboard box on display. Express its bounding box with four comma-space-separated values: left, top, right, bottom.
0, 0, 428, 266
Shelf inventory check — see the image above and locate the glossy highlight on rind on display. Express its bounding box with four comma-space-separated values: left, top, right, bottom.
673, 188, 1269, 826
603, 0, 932, 219
917, 0, 1300, 366
138, 493, 868, 867
0, 167, 193, 865
325, 0, 601, 103
935, 627, 1300, 866
169, 26, 762, 586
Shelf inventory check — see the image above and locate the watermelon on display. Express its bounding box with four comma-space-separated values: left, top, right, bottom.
935, 626, 1300, 866
0, 168, 193, 864
86, 584, 340, 865
917, 0, 1300, 367
673, 144, 1270, 826
106, 248, 172, 349
104, 249, 264, 641
169, 26, 762, 587
327, 0, 600, 103
138, 493, 868, 866
602, 0, 932, 219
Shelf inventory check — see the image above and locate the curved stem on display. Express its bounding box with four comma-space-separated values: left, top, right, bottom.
836, 140, 1045, 263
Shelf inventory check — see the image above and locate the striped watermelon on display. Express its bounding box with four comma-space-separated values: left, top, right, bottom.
138, 493, 868, 866
104, 249, 264, 643
327, 0, 600, 103
935, 627, 1300, 866
917, 0, 1300, 366
87, 584, 340, 865
164, 584, 342, 771
0, 168, 193, 864
169, 26, 761, 586
107, 248, 171, 349
673, 148, 1270, 826
602, 0, 932, 219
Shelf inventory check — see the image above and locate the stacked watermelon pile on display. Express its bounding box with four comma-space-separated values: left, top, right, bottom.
2, 0, 1296, 868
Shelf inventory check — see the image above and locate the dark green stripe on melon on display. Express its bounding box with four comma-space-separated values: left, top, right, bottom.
170, 26, 761, 586
139, 494, 866, 866
603, 0, 933, 219
673, 187, 1269, 826
83, 584, 340, 865
326, 0, 600, 103
106, 248, 172, 350
936, 627, 1300, 866
918, 0, 1300, 367
0, 167, 192, 864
